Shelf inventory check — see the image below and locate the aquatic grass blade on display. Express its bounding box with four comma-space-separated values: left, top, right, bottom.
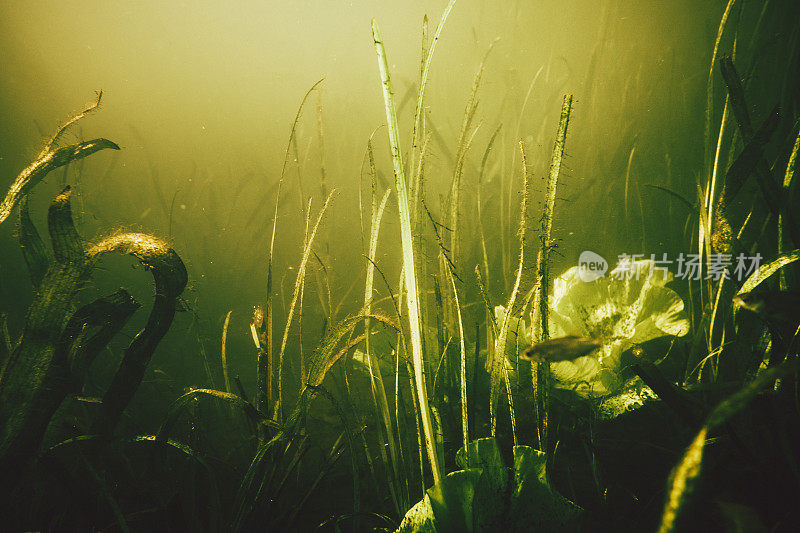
274, 191, 334, 420
222, 310, 233, 394
658, 361, 797, 532
489, 141, 529, 438
0, 138, 120, 226
87, 231, 188, 434
372, 18, 443, 485
17, 196, 50, 288
408, 0, 458, 191
532, 95, 573, 449
443, 262, 468, 450
364, 187, 405, 514
736, 249, 800, 295
157, 388, 272, 442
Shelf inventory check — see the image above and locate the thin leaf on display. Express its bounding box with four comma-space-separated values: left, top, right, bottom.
737, 249, 800, 295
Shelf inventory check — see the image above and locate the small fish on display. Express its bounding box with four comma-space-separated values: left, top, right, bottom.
519, 335, 602, 363
73, 395, 103, 404
733, 290, 800, 326
734, 290, 800, 366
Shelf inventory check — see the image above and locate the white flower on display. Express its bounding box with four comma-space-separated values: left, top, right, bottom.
544, 259, 689, 398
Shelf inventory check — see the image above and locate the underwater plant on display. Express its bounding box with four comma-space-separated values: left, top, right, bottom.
0, 0, 797, 530
495, 258, 689, 400
0, 97, 188, 526
396, 437, 581, 532
545, 258, 690, 398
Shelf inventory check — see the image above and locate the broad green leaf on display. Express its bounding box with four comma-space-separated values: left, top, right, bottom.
396, 438, 582, 533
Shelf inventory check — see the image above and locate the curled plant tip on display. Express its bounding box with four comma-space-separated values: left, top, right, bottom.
0, 138, 120, 226
52, 138, 120, 166
87, 232, 188, 434
17, 196, 49, 288
87, 232, 188, 297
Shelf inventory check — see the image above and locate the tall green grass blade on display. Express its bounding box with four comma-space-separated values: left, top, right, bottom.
407, 358, 427, 497
623, 145, 636, 220
277, 77, 324, 218
477, 124, 502, 291
490, 141, 529, 437
222, 310, 233, 394
264, 180, 283, 415
704, 0, 737, 175
298, 200, 312, 381
408, 0, 458, 199
779, 127, 800, 289
704, 98, 730, 352
533, 95, 573, 450
447, 39, 495, 269
783, 125, 800, 190
372, 18, 443, 485
474, 265, 497, 336
363, 188, 404, 515
316, 89, 328, 199
274, 191, 334, 420
444, 263, 468, 450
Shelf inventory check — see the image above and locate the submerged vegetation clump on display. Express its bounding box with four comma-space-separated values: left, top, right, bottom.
1, 1, 800, 531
